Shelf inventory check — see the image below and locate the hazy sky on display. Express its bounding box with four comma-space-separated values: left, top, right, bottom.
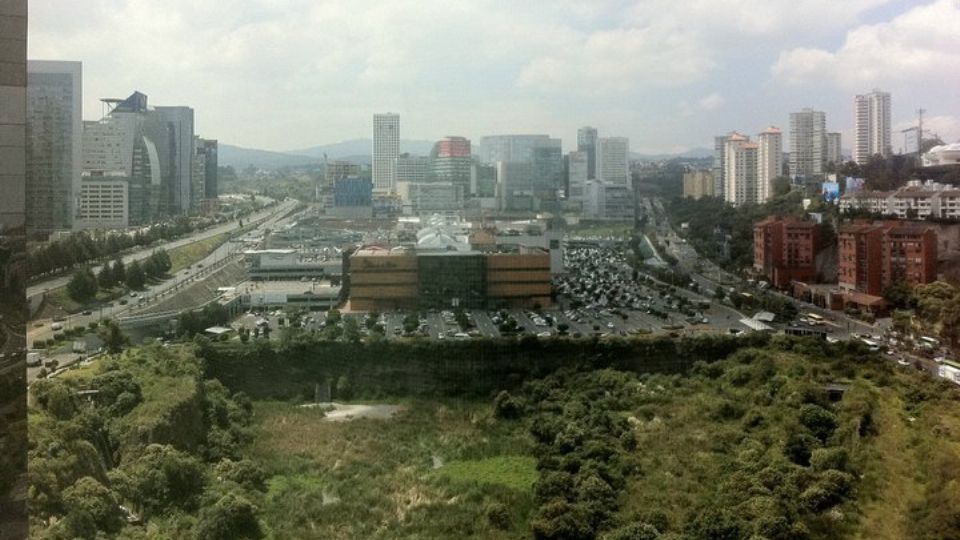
29, 0, 960, 154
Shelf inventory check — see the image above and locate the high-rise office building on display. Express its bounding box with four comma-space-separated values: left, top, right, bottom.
154, 106, 195, 214
200, 138, 218, 201
0, 5, 26, 229
724, 133, 758, 206
396, 153, 429, 184
373, 113, 400, 193
757, 127, 782, 203
597, 137, 629, 185
479, 134, 555, 165
789, 108, 826, 180
479, 134, 561, 205
826, 132, 842, 167
713, 134, 730, 198
577, 126, 598, 179
854, 90, 891, 165
566, 151, 588, 209
25, 60, 82, 233
431, 136, 472, 190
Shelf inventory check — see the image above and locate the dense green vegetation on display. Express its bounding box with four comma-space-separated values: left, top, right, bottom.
28, 334, 960, 539
893, 280, 960, 348
65, 250, 172, 304
28, 345, 258, 539
666, 192, 833, 272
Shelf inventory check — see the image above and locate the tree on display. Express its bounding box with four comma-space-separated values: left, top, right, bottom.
194, 492, 263, 540
60, 476, 124, 538
342, 317, 361, 342
214, 459, 267, 492
67, 267, 98, 303
799, 403, 839, 442
125, 260, 146, 290
111, 258, 126, 285
98, 321, 129, 354
336, 375, 353, 400
883, 280, 913, 309
97, 264, 115, 289
112, 444, 205, 518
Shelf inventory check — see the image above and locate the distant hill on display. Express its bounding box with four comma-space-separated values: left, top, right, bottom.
289, 139, 435, 160
219, 144, 320, 169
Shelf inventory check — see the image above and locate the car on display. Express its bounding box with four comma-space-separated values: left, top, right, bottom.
119, 299, 128, 305
50, 322, 63, 331
81, 310, 92, 316
33, 321, 44, 328
897, 359, 911, 367
130, 292, 138, 298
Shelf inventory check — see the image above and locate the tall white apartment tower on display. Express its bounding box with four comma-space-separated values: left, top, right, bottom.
597, 137, 629, 185
757, 127, 782, 203
788, 108, 826, 179
854, 90, 891, 165
723, 133, 758, 206
372, 113, 400, 194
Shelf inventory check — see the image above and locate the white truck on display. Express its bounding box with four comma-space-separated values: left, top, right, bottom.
938, 361, 960, 386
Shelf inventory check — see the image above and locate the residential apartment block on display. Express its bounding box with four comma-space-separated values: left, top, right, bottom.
837, 221, 937, 296
753, 216, 820, 288
682, 169, 714, 200
839, 180, 960, 220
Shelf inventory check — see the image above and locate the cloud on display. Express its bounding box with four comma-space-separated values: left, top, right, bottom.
771, 0, 960, 89
698, 93, 725, 111
26, 0, 942, 154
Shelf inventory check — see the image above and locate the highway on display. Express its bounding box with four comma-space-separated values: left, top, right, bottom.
27, 198, 296, 300
27, 199, 300, 348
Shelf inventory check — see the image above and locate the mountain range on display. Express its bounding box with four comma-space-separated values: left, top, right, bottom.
219, 139, 715, 170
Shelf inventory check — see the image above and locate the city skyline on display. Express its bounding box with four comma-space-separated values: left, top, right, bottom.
29, 0, 960, 155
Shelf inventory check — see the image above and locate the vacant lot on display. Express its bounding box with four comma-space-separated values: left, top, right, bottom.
249, 399, 535, 539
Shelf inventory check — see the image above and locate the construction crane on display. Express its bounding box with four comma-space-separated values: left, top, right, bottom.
900, 108, 927, 158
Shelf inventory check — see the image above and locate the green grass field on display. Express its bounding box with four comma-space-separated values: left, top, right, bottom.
248, 399, 536, 539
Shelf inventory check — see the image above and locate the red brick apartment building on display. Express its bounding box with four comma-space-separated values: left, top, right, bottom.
837, 221, 938, 296
753, 216, 820, 288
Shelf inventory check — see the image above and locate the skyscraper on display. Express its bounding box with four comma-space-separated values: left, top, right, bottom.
25, 60, 82, 233
154, 106, 195, 214
577, 126, 598, 179
713, 134, 730, 198
373, 113, 400, 193
566, 151, 588, 210
82, 91, 166, 225
757, 127, 783, 203
1, 6, 26, 229
854, 90, 891, 165
789, 108, 826, 180
597, 137, 629, 185
724, 133, 758, 206
430, 136, 472, 190
826, 132, 842, 167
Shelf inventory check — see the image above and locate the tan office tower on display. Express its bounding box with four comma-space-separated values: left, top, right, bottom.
757, 126, 782, 203
723, 133, 758, 206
